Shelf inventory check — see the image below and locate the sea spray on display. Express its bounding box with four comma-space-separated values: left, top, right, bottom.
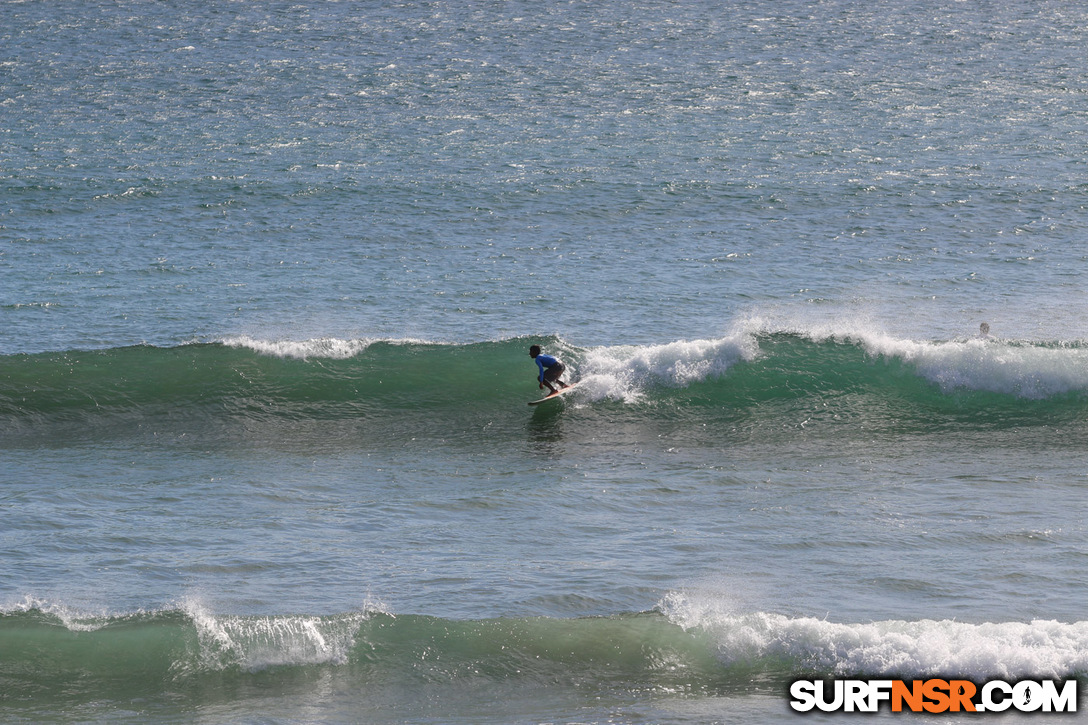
221, 335, 381, 360
182, 599, 370, 672
578, 334, 757, 403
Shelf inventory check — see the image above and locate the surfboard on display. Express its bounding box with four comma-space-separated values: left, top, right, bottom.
528, 382, 578, 406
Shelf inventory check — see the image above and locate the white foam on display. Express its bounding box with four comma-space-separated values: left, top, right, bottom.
787, 324, 1088, 399
182, 599, 373, 672
579, 334, 758, 402
659, 591, 1088, 679
738, 312, 1088, 398
219, 335, 378, 360
860, 335, 1088, 399
2, 595, 122, 632
218, 335, 446, 360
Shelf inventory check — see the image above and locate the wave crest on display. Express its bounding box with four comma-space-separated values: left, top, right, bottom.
659, 591, 1088, 680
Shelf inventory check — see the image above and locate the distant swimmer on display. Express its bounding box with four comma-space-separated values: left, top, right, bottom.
979, 322, 991, 338
529, 344, 570, 395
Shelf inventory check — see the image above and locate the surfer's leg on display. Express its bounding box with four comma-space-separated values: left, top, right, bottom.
547, 363, 569, 388
543, 364, 563, 392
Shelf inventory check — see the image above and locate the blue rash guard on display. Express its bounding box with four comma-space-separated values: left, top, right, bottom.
535, 353, 559, 382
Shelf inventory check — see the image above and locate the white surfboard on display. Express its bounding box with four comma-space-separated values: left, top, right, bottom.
528, 381, 579, 406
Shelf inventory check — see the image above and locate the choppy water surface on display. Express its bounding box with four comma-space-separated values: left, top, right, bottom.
4, 0, 1088, 722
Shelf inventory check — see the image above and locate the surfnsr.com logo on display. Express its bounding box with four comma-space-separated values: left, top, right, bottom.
789, 679, 1077, 713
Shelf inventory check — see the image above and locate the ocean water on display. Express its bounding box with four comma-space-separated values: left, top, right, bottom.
3, 0, 1088, 722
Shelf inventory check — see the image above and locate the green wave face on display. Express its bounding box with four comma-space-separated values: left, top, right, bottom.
3, 333, 1088, 448
0, 339, 531, 417
0, 605, 739, 710
5, 603, 1087, 715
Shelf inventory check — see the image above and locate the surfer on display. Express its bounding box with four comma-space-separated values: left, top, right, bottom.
979, 322, 991, 338
529, 345, 570, 395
